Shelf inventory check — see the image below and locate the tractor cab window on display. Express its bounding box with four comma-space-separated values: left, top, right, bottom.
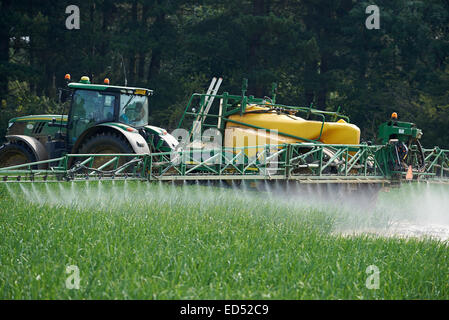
119, 94, 148, 127
72, 90, 115, 122
68, 90, 116, 144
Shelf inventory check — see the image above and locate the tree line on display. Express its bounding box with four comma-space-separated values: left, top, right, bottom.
0, 0, 448, 148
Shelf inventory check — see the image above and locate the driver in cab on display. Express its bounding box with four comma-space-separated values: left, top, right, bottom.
120, 102, 146, 127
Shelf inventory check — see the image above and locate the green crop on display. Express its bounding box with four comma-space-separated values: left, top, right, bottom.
0, 181, 447, 299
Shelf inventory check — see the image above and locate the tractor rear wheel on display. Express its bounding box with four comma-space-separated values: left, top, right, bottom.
78, 133, 134, 173
0, 142, 37, 169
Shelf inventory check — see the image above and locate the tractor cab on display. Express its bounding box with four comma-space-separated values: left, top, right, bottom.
66, 81, 151, 150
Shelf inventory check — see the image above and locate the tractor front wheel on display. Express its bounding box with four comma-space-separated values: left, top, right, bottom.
0, 142, 37, 169
77, 133, 134, 173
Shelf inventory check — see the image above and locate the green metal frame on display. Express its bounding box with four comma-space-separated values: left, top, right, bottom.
422, 147, 449, 179
177, 79, 350, 144
0, 143, 420, 183
144, 143, 388, 182
0, 143, 447, 184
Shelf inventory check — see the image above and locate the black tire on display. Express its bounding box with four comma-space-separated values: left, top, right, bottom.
77, 132, 134, 173
0, 142, 37, 169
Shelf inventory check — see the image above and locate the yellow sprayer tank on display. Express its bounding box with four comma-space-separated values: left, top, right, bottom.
224, 105, 360, 155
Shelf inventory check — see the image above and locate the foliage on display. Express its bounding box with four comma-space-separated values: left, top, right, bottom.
0, 81, 59, 142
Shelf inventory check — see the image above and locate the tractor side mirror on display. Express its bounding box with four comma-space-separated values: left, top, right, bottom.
58, 89, 65, 103
58, 89, 71, 103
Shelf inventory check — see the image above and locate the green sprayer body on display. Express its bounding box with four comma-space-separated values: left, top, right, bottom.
375, 119, 426, 179
377, 120, 423, 144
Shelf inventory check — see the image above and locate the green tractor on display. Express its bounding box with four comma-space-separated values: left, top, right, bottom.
0, 75, 178, 170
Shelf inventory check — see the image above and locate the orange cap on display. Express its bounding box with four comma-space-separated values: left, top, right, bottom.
104, 78, 110, 85
391, 112, 398, 119
64, 74, 71, 80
